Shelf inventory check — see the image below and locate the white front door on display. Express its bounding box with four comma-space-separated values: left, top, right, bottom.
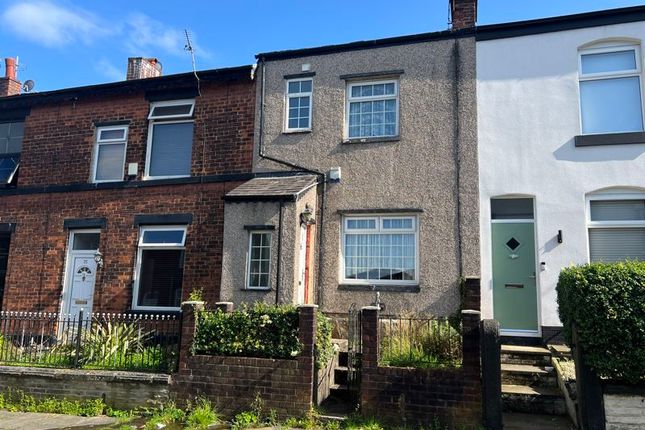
297, 224, 307, 305
62, 231, 100, 317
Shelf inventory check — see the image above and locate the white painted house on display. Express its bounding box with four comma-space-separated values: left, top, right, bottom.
477, 7, 645, 340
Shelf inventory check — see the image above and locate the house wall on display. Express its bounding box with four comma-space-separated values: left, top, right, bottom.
256, 36, 479, 316
220, 186, 317, 305
477, 22, 645, 329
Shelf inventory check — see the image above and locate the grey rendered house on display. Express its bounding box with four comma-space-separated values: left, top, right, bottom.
220, 0, 480, 317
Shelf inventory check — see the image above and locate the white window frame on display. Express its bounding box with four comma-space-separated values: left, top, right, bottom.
144, 119, 194, 180
246, 230, 273, 290
132, 225, 187, 311
586, 192, 645, 262
340, 214, 418, 286
345, 79, 400, 140
148, 99, 195, 120
284, 79, 313, 132
578, 44, 645, 135
92, 125, 128, 183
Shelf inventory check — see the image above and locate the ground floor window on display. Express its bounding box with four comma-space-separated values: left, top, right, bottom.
588, 198, 645, 262
134, 226, 187, 310
247, 231, 272, 289
342, 215, 418, 284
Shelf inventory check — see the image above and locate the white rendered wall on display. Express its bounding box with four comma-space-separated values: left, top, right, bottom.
477, 22, 645, 329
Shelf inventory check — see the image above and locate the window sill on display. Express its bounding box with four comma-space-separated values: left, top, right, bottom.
283, 129, 312, 135
240, 288, 273, 292
338, 284, 420, 293
342, 136, 400, 145
574, 131, 645, 147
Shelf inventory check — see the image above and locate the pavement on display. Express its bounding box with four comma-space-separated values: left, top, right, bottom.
0, 411, 119, 430
504, 412, 575, 430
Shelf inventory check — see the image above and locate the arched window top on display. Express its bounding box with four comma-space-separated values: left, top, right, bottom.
578, 37, 640, 51
586, 186, 645, 197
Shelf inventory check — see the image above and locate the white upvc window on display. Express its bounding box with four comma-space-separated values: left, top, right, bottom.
579, 44, 644, 134
587, 195, 645, 263
285, 79, 312, 131
247, 231, 272, 289
341, 215, 418, 285
92, 126, 127, 183
145, 99, 195, 179
346, 80, 399, 139
133, 226, 187, 311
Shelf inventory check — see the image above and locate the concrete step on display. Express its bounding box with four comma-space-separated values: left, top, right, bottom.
334, 366, 348, 385
502, 363, 557, 387
502, 384, 567, 416
501, 345, 552, 366
338, 351, 349, 367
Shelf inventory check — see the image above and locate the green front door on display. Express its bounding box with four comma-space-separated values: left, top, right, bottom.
492, 222, 538, 332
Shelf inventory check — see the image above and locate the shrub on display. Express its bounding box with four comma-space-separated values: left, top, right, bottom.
193, 303, 302, 359
315, 312, 334, 369
557, 261, 645, 383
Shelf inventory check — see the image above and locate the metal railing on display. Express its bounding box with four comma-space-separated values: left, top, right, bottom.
0, 310, 180, 373
379, 316, 462, 368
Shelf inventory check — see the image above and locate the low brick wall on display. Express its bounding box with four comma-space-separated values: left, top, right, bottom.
172, 302, 317, 418
603, 384, 645, 430
359, 279, 483, 428
0, 366, 170, 409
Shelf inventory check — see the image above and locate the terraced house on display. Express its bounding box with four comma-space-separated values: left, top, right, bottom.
0, 58, 256, 314
223, 0, 481, 317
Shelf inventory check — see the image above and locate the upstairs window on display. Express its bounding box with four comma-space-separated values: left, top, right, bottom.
346, 80, 399, 139
579, 45, 644, 134
92, 126, 127, 183
588, 198, 645, 262
285, 79, 312, 131
134, 226, 187, 310
0, 121, 23, 185
146, 100, 195, 179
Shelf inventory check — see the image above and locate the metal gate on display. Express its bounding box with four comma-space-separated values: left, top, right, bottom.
347, 303, 362, 400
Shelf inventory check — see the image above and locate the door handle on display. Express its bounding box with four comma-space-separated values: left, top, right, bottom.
528, 272, 536, 279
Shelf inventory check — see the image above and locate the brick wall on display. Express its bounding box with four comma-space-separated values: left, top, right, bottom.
172, 303, 317, 418
17, 79, 254, 187
359, 281, 482, 428
0, 366, 170, 410
0, 181, 244, 312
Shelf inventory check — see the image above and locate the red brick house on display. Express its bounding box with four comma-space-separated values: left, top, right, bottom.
0, 58, 256, 314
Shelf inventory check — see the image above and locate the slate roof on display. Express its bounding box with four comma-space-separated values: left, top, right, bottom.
225, 175, 318, 201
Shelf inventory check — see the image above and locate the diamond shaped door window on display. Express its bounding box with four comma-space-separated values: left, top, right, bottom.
505, 237, 521, 251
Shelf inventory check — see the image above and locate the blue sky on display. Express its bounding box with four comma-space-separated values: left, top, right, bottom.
0, 0, 643, 91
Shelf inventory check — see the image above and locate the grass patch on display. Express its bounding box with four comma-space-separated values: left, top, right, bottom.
0, 389, 106, 416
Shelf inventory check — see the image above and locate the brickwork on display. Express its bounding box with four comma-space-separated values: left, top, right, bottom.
0, 366, 170, 410
0, 181, 244, 312
359, 280, 482, 428
451, 0, 477, 29
17, 80, 254, 187
172, 304, 317, 418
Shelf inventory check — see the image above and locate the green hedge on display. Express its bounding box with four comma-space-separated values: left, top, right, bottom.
556, 261, 645, 383
315, 312, 334, 370
193, 304, 302, 359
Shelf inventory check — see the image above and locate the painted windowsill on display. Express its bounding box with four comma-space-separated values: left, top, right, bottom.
283, 129, 312, 135
574, 131, 645, 147
342, 136, 400, 145
240, 288, 273, 292
338, 284, 420, 293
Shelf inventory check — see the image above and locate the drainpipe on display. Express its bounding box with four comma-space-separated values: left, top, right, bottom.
452, 42, 464, 278
255, 59, 327, 308
275, 201, 284, 305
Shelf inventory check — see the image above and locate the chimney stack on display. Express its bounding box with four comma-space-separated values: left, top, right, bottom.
1, 58, 21, 97
450, 0, 477, 30
126, 57, 162, 80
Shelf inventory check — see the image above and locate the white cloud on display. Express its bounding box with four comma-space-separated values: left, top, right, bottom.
95, 58, 123, 81
124, 12, 212, 61
1, 1, 109, 47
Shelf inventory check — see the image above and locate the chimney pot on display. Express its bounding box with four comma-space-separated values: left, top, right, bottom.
126, 57, 163, 80
450, 0, 477, 30
1, 57, 21, 97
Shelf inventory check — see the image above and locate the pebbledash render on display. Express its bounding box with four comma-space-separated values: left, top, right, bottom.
239, 1, 481, 316
0, 59, 256, 314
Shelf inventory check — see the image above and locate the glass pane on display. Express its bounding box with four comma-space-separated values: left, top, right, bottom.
72, 233, 100, 250
151, 103, 193, 118
137, 249, 184, 307
288, 119, 299, 129
0, 155, 19, 183
383, 218, 413, 229
385, 83, 395, 94
300, 80, 312, 93
589, 228, 645, 262
491, 198, 534, 220
0, 124, 9, 140
95, 143, 125, 181
580, 77, 643, 134
581, 50, 637, 75
0, 122, 23, 154
149, 122, 193, 177
99, 128, 126, 141
142, 229, 185, 244
347, 219, 376, 230
7, 137, 21, 153
288, 81, 300, 94
590, 200, 645, 221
